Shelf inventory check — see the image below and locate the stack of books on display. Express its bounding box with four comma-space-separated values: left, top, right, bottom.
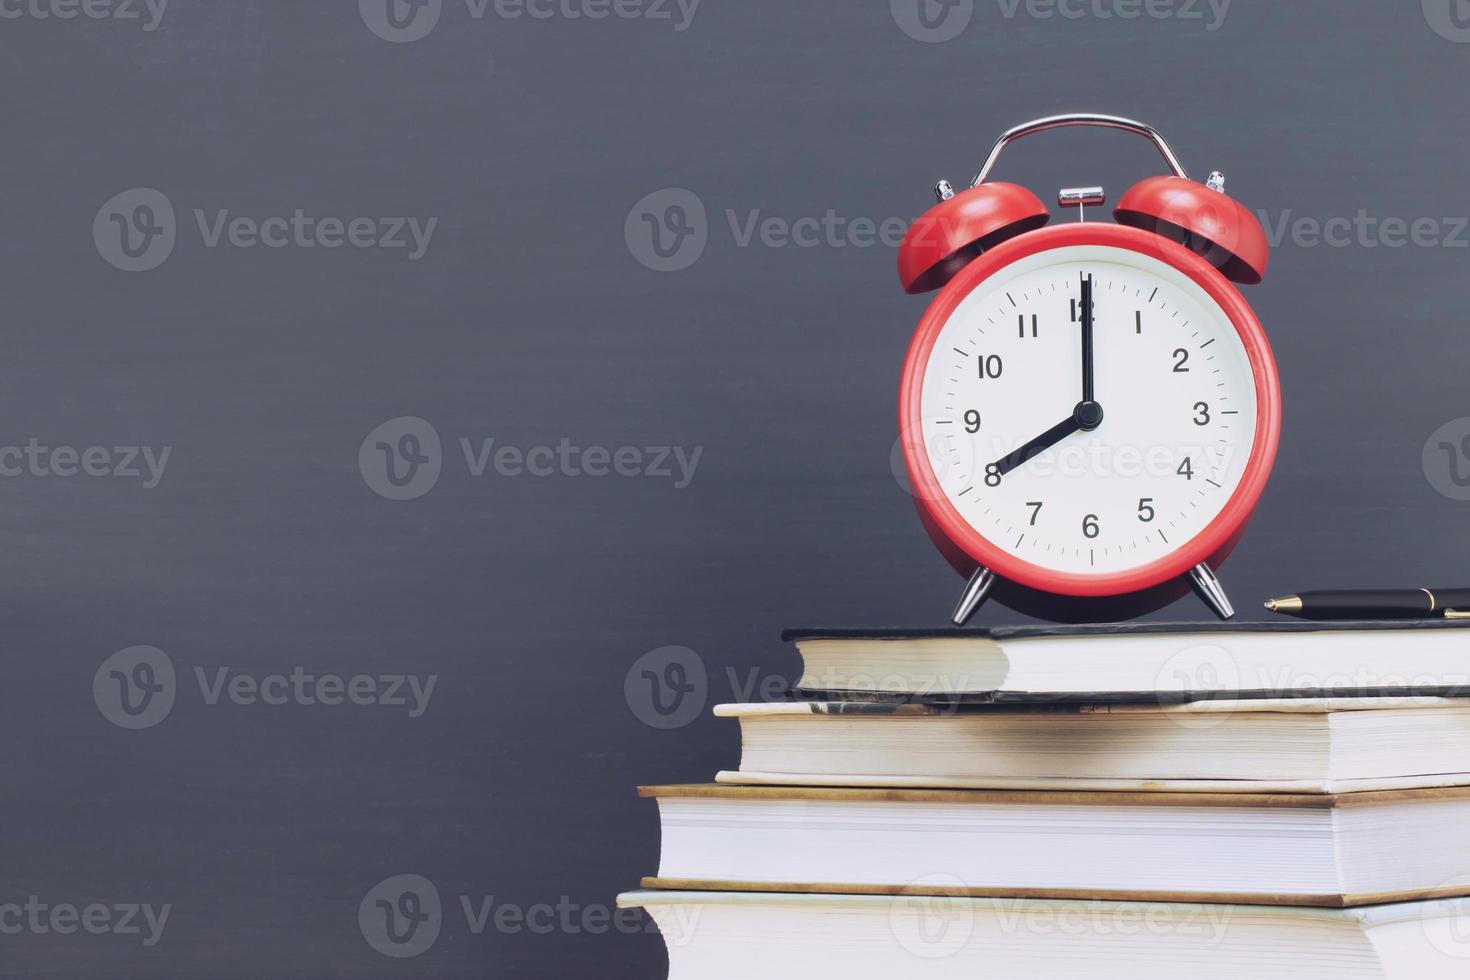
620, 622, 1470, 978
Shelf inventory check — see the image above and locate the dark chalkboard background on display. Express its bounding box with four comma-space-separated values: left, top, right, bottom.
3, 1, 1470, 976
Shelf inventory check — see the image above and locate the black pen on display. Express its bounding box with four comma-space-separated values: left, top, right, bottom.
1264, 589, 1470, 620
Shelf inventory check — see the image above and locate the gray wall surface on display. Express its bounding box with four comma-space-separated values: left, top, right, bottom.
3, 1, 1470, 976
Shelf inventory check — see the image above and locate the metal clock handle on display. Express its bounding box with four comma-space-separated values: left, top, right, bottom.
970, 113, 1192, 187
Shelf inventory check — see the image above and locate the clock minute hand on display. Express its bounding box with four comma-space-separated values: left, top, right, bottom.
991, 416, 1082, 477
1081, 273, 1096, 403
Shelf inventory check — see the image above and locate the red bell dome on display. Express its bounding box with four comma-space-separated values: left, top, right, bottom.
1114, 176, 1269, 285
898, 182, 1050, 294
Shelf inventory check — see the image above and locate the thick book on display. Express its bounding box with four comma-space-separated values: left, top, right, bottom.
713, 698, 1470, 793
639, 784, 1470, 907
785, 622, 1470, 702
620, 890, 1470, 980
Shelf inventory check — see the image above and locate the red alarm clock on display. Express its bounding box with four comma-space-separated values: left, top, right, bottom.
897, 114, 1280, 625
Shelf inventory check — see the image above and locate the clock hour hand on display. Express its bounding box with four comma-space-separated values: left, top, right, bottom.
991, 416, 1081, 477
990, 397, 1106, 477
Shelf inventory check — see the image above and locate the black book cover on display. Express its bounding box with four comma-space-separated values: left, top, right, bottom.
782, 620, 1470, 704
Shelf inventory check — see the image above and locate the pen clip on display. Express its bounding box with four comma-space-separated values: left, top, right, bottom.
1444, 609, 1470, 620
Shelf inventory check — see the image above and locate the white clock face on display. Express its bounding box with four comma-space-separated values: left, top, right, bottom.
917, 244, 1260, 576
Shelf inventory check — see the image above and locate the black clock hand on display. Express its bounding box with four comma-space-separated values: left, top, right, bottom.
1081, 273, 1096, 404
991, 416, 1081, 477
990, 275, 1105, 480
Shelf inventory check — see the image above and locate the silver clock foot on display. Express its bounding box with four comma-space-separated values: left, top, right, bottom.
1189, 562, 1235, 620
951, 566, 997, 626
